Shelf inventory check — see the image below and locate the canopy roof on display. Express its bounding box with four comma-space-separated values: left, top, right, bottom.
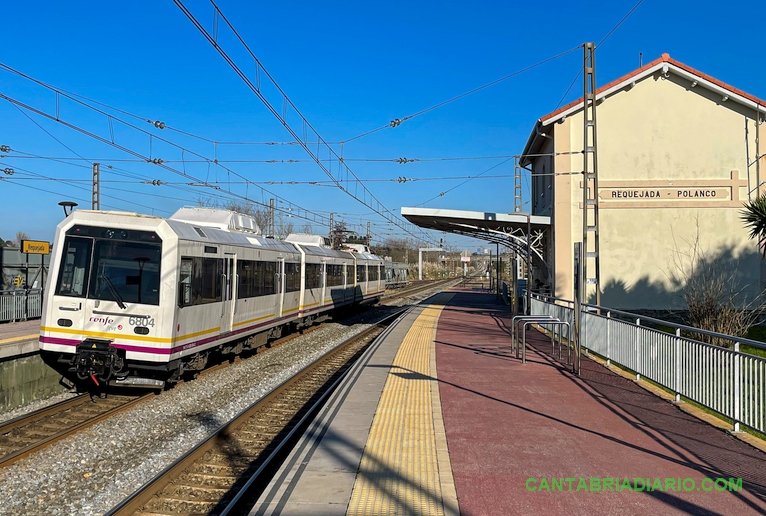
401, 207, 550, 264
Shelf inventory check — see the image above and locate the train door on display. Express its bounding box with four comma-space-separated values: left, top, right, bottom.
276, 257, 285, 317
320, 261, 327, 307
221, 253, 236, 334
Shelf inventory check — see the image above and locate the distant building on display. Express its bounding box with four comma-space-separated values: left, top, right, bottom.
522, 54, 765, 309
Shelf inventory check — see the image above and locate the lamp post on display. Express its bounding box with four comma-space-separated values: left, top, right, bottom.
58, 201, 78, 218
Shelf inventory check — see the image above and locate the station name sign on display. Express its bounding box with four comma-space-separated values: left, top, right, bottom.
600, 188, 729, 200
21, 240, 51, 255
586, 171, 747, 210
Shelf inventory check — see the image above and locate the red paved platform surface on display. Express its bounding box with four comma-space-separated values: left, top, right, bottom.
435, 290, 766, 515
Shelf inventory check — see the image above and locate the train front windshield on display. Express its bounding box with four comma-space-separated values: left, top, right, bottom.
55, 226, 162, 306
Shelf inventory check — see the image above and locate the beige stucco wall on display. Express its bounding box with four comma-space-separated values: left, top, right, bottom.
547, 70, 763, 309
552, 117, 573, 299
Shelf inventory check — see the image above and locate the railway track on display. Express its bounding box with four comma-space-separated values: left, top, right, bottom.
0, 393, 152, 469
382, 277, 456, 303
0, 280, 452, 475
107, 309, 405, 516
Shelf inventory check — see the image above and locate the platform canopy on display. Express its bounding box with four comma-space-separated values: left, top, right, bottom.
400, 207, 550, 264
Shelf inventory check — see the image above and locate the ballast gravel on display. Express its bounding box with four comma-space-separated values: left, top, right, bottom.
0, 295, 435, 516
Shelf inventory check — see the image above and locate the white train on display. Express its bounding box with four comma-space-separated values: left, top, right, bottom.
39, 207, 384, 388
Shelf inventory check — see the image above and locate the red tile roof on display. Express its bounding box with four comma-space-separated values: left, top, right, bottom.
540, 53, 766, 124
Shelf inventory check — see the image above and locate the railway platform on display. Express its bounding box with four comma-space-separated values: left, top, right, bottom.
0, 319, 40, 359
248, 288, 766, 515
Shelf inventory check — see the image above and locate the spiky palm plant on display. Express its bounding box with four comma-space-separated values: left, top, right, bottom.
741, 194, 766, 257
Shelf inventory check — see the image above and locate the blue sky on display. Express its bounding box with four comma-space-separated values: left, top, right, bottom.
1, 0, 764, 251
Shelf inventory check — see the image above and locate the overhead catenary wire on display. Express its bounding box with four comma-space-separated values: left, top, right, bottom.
173, 0, 433, 244
0, 62, 317, 147
417, 157, 514, 207
0, 161, 170, 214
5, 147, 268, 208
0, 95, 340, 228
1, 164, 376, 234
0, 173, 517, 184
340, 45, 582, 144
552, 0, 645, 111
0, 154, 521, 164
0, 89, 426, 244
0, 91, 342, 230
0, 67, 343, 231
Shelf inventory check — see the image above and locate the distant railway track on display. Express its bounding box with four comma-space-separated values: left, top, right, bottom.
0, 393, 152, 469
106, 309, 406, 516
381, 278, 456, 303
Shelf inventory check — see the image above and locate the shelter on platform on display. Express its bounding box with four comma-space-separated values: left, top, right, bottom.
400, 207, 550, 268
521, 53, 766, 310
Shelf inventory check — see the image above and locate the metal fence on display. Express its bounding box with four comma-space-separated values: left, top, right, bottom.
531, 294, 766, 435
530, 296, 575, 344
0, 289, 43, 322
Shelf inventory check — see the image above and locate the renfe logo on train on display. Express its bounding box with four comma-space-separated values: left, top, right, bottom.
89, 316, 115, 325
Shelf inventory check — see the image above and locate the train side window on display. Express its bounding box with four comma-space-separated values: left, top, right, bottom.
285, 262, 301, 293
55, 236, 92, 298
179, 258, 192, 306
263, 262, 276, 295
181, 256, 222, 306
199, 258, 223, 303
326, 264, 343, 287
306, 263, 322, 289
237, 260, 254, 299
356, 264, 366, 283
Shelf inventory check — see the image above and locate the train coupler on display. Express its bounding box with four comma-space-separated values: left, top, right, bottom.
74, 338, 125, 384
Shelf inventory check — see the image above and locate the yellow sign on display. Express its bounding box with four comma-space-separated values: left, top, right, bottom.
21, 240, 50, 255
13, 275, 22, 287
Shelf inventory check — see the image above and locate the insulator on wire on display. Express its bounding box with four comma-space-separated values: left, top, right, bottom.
0, 145, 10, 153
390, 118, 401, 128
3, 167, 14, 175
153, 120, 166, 129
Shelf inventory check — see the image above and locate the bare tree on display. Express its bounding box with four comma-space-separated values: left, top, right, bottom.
300, 223, 313, 234
277, 221, 294, 240
15, 231, 30, 246
329, 220, 352, 249
667, 221, 766, 346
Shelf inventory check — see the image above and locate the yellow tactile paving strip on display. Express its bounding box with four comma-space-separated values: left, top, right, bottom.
347, 293, 457, 516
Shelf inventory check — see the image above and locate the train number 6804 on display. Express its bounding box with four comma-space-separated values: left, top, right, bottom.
130, 316, 155, 327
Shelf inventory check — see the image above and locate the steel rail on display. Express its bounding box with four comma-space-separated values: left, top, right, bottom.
0, 393, 153, 469
106, 307, 411, 516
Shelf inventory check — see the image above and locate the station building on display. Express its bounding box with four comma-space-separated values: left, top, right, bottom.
521, 53, 766, 310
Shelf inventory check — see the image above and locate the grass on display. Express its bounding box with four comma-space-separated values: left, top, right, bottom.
744, 327, 766, 358
641, 321, 766, 359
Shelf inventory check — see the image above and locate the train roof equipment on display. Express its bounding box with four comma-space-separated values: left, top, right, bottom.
169, 207, 261, 235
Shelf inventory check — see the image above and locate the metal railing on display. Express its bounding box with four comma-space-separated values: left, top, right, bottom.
530, 295, 575, 345
0, 289, 43, 322
531, 293, 766, 434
